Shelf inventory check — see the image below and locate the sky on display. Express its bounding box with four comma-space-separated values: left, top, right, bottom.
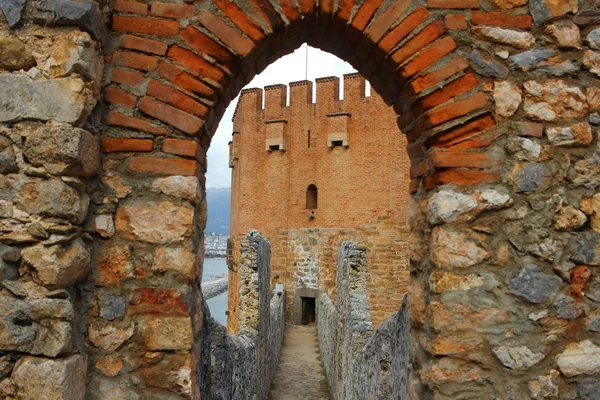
205, 44, 361, 189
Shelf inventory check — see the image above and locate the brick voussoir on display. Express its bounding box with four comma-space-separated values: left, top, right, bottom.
411, 73, 479, 115
197, 10, 256, 57
389, 21, 445, 67
424, 169, 500, 190
212, 0, 269, 42
139, 96, 204, 135
376, 7, 430, 57
399, 35, 458, 80
112, 15, 180, 36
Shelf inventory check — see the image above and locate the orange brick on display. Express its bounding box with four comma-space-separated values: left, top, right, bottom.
121, 35, 168, 55
279, 0, 301, 23
428, 0, 480, 8
429, 151, 494, 169
167, 45, 228, 87
364, 0, 411, 43
180, 26, 239, 73
412, 73, 478, 114
147, 80, 209, 118
150, 2, 196, 19
112, 50, 159, 71
105, 86, 137, 109
162, 138, 203, 161
389, 21, 445, 66
410, 160, 428, 178
212, 1, 266, 42
406, 56, 470, 96
445, 129, 501, 151
346, 0, 384, 43
298, 0, 317, 20
414, 91, 488, 136
111, 68, 145, 86
128, 156, 199, 176
444, 14, 467, 30
471, 11, 532, 29
426, 113, 496, 148
158, 62, 216, 100
106, 111, 170, 135
102, 138, 154, 152
197, 11, 255, 57
377, 7, 429, 56
332, 0, 354, 30
139, 96, 203, 135
400, 35, 457, 79
318, 0, 334, 26
114, 0, 147, 15
250, 0, 285, 30
424, 170, 500, 190
112, 16, 180, 36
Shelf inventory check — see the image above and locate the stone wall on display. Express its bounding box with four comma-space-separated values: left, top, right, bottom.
2, 0, 600, 398
0, 1, 105, 398
317, 242, 409, 400
202, 232, 285, 400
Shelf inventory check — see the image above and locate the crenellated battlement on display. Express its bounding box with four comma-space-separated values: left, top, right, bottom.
232, 74, 378, 124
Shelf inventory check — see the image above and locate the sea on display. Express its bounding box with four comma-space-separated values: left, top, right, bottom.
203, 258, 228, 326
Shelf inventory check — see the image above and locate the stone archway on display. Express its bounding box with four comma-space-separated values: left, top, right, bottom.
1, 0, 599, 398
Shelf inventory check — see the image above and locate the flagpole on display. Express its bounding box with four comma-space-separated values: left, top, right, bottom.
305, 43, 308, 81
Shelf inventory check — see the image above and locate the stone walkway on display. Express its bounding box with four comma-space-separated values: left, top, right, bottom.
269, 325, 332, 400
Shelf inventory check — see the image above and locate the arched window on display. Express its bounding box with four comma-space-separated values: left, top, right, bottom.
306, 184, 318, 209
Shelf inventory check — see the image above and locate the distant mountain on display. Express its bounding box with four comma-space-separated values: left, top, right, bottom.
206, 187, 231, 236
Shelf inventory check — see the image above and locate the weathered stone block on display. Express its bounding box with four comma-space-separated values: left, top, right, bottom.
0, 37, 36, 71
509, 265, 562, 303
493, 345, 545, 370
115, 202, 194, 244
88, 322, 134, 351
21, 237, 91, 289
546, 122, 592, 146
44, 31, 99, 80
11, 355, 86, 400
473, 26, 535, 49
511, 162, 551, 192
469, 49, 509, 78
494, 81, 522, 117
578, 379, 600, 400
0, 75, 94, 125
524, 80, 588, 121
556, 340, 600, 377
139, 316, 193, 351
6, 176, 90, 224
150, 176, 201, 202
32, 0, 105, 40
530, 0, 578, 26
0, 297, 73, 357
0, 0, 26, 28
24, 122, 100, 177
0, 135, 18, 174
151, 247, 195, 281
528, 370, 560, 399
431, 227, 489, 269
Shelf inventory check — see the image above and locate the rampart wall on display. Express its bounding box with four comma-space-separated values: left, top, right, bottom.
317, 242, 410, 400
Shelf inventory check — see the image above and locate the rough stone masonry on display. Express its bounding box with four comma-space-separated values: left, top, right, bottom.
0, 0, 600, 399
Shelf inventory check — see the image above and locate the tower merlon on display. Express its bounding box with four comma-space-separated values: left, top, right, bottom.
315, 76, 340, 104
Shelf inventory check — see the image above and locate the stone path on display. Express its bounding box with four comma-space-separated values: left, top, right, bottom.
269, 325, 332, 400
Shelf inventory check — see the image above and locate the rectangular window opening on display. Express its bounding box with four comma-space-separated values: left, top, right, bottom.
331, 140, 344, 147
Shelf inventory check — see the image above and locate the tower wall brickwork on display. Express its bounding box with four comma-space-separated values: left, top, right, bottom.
228, 75, 411, 327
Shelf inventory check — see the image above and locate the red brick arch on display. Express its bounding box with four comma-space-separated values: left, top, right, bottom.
100, 0, 509, 398
104, 0, 499, 194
